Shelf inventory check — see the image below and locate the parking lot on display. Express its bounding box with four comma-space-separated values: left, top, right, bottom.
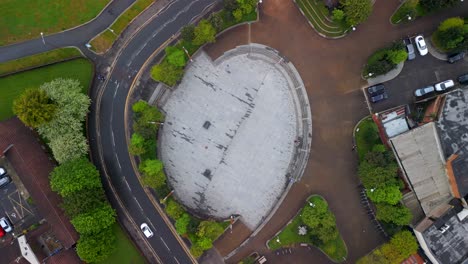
369, 52, 468, 113
0, 158, 39, 239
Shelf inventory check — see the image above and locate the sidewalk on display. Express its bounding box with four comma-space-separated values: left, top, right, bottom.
366, 62, 404, 85
426, 37, 447, 61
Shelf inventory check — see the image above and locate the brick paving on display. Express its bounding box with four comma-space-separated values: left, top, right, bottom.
203, 0, 468, 263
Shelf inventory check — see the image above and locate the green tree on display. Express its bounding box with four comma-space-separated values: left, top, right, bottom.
358, 161, 399, 189
181, 25, 195, 43
223, 0, 239, 12
193, 20, 216, 46
139, 159, 166, 189
129, 133, 147, 155
332, 9, 345, 22
438, 17, 464, 31
150, 60, 184, 86
61, 188, 106, 218
175, 213, 191, 235
165, 46, 187, 67
342, 0, 372, 26
387, 49, 408, 64
50, 157, 102, 197
436, 26, 465, 50
300, 199, 329, 228
13, 88, 57, 128
71, 204, 116, 235
76, 227, 116, 263
197, 221, 225, 240
233, 9, 243, 21
195, 236, 213, 250
366, 185, 402, 205
420, 0, 457, 12
209, 12, 224, 32
190, 244, 205, 258
132, 100, 149, 113
132, 100, 164, 139
48, 132, 89, 164
165, 199, 185, 220
237, 0, 256, 14
376, 203, 412, 226
388, 231, 418, 260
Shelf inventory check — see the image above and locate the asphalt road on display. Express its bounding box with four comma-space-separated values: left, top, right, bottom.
89, 0, 218, 263
0, 0, 135, 62
0, 0, 218, 263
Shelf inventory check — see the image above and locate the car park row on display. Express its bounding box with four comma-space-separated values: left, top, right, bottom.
0, 166, 13, 237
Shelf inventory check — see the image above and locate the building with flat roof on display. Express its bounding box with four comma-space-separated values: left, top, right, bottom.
414, 203, 468, 264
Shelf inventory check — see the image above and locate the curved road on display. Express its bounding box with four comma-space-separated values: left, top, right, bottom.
0, 0, 218, 263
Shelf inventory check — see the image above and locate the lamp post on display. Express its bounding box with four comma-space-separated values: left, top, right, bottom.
109, 28, 117, 36
182, 46, 193, 62
40, 32, 45, 45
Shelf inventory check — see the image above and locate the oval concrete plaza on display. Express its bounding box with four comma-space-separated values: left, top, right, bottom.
160, 44, 311, 229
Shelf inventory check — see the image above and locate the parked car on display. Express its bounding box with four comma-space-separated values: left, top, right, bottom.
370, 92, 388, 103
458, 73, 468, 85
0, 226, 4, 237
405, 42, 416, 60
414, 85, 435, 97
0, 175, 11, 189
435, 80, 455, 92
0, 166, 6, 177
140, 223, 153, 238
415, 35, 428, 56
367, 84, 385, 96
448, 52, 465, 64
0, 217, 13, 233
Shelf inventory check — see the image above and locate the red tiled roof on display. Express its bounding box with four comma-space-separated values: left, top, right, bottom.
0, 118, 78, 249
401, 253, 425, 264
45, 249, 82, 264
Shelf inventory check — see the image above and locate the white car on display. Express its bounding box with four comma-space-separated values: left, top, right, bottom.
0, 167, 6, 176
0, 217, 13, 233
435, 80, 455, 92
140, 223, 153, 238
415, 35, 428, 56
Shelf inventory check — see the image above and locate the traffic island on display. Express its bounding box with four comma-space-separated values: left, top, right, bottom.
267, 195, 348, 263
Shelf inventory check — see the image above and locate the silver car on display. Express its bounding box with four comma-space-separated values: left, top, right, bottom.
406, 43, 416, 60
414, 86, 435, 97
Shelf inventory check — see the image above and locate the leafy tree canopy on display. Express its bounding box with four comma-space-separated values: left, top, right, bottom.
197, 221, 225, 240
71, 204, 116, 235
165, 198, 185, 220
150, 60, 184, 86
358, 161, 399, 189
193, 20, 216, 46
165, 46, 187, 67
420, 0, 458, 12
50, 157, 102, 197
376, 203, 412, 226
48, 132, 88, 164
13, 88, 57, 128
366, 185, 402, 205
175, 213, 191, 235
342, 0, 372, 26
129, 133, 147, 156
61, 188, 106, 218
76, 226, 116, 263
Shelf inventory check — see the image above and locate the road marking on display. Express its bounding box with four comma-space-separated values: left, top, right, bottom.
160, 237, 171, 251
114, 153, 122, 170
123, 177, 131, 191
111, 130, 116, 148
113, 83, 120, 98
133, 197, 144, 211
361, 86, 373, 114
434, 71, 440, 81
173, 257, 180, 264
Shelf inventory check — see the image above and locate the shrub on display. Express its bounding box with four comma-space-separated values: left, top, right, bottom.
209, 12, 224, 32
376, 203, 412, 226
342, 0, 372, 26
76, 227, 116, 263
332, 9, 345, 22
150, 60, 184, 86
13, 88, 57, 128
165, 199, 185, 220
175, 213, 191, 235
433, 17, 466, 51
139, 159, 166, 189
366, 185, 402, 205
193, 20, 216, 45
129, 133, 147, 155
420, 0, 457, 12
181, 25, 195, 43
165, 46, 187, 67
197, 221, 225, 240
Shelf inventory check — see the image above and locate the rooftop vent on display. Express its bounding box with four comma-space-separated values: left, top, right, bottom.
439, 224, 450, 234
203, 121, 211, 129
202, 169, 212, 180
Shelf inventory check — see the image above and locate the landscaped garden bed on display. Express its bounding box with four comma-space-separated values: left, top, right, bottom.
391, 0, 462, 25
267, 195, 347, 262
90, 0, 154, 53
0, 0, 110, 46
362, 42, 407, 79
431, 17, 468, 53
0, 47, 82, 76
355, 117, 412, 235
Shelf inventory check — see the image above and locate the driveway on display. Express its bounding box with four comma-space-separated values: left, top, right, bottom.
371, 55, 468, 113
203, 0, 468, 263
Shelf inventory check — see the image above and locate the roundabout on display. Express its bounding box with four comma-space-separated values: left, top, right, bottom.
160, 44, 312, 229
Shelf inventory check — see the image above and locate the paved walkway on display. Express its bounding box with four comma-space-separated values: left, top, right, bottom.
367, 62, 404, 85
204, 0, 468, 263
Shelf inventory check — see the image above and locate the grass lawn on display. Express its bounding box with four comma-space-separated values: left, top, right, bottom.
295, 0, 346, 37
0, 0, 109, 46
0, 58, 93, 121
268, 196, 347, 262
90, 0, 154, 53
355, 118, 380, 161
97, 223, 145, 264
390, 0, 425, 24
0, 47, 82, 76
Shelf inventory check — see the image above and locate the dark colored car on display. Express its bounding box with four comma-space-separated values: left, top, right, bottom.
448, 52, 465, 64
404, 39, 416, 61
370, 92, 388, 103
0, 175, 11, 189
458, 73, 468, 85
367, 84, 385, 96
